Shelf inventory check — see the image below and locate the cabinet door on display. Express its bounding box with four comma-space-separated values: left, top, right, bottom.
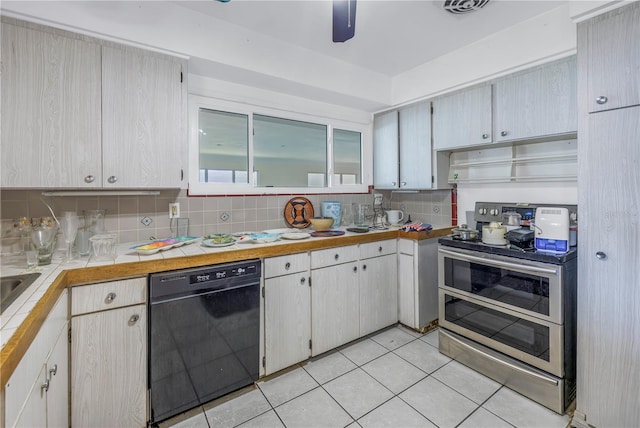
576, 106, 640, 428
71, 304, 147, 427
433, 84, 492, 150
373, 110, 399, 189
46, 322, 69, 428
399, 102, 432, 189
102, 46, 184, 188
397, 252, 416, 328
0, 23, 101, 188
585, 2, 640, 113
264, 274, 311, 374
359, 253, 398, 336
494, 57, 577, 142
13, 365, 47, 428
311, 262, 359, 355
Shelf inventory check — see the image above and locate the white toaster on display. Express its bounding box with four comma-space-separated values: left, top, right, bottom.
534, 207, 570, 253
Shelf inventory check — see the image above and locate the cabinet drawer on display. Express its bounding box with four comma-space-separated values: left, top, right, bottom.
311, 245, 358, 270
359, 239, 398, 259
71, 277, 146, 316
397, 238, 414, 255
264, 252, 309, 278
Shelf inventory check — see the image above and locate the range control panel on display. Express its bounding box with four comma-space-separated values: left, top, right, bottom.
474, 202, 578, 226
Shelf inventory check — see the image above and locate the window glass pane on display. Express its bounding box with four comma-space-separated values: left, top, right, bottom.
333, 129, 362, 184
253, 114, 327, 187
198, 108, 249, 183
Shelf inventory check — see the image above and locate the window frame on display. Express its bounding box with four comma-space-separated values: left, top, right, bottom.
188, 95, 372, 195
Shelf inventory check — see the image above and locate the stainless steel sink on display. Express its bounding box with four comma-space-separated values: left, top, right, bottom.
1, 272, 41, 314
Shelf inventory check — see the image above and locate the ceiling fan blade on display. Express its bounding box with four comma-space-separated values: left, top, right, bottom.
333, 0, 357, 43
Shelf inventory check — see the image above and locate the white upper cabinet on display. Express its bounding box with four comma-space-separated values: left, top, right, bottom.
1, 21, 102, 188
373, 101, 438, 190
373, 110, 399, 189
584, 4, 640, 113
1, 18, 186, 189
102, 46, 185, 188
493, 57, 577, 142
432, 84, 492, 150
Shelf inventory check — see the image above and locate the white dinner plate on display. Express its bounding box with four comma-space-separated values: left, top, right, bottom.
202, 239, 235, 248
281, 232, 310, 240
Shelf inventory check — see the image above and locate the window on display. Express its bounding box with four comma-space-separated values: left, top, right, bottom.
189, 96, 370, 195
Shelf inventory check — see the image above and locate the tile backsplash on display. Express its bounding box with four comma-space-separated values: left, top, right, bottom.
1, 189, 452, 245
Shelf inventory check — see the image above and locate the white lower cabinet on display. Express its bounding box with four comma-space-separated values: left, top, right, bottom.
70, 277, 147, 427
397, 238, 439, 332
359, 240, 398, 336
4, 290, 68, 428
263, 253, 311, 375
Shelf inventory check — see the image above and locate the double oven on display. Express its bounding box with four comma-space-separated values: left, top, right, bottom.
438, 202, 577, 414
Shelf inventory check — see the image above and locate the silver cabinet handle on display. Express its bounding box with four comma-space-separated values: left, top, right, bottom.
596, 251, 607, 260
596, 96, 608, 105
84, 175, 95, 183
128, 314, 140, 326
300, 277, 306, 285
41, 379, 50, 392
391, 182, 397, 187
500, 131, 508, 137
49, 364, 58, 377
285, 262, 291, 270
104, 292, 116, 304
107, 175, 118, 184
482, 134, 489, 139
401, 181, 406, 187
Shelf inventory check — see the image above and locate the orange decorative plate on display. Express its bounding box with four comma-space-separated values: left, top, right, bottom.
283, 197, 314, 228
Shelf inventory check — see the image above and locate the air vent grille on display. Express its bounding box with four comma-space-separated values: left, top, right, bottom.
443, 0, 490, 14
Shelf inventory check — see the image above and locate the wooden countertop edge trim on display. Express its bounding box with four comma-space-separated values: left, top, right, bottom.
0, 227, 452, 386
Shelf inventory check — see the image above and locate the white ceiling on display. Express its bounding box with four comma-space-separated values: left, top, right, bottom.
174, 0, 566, 77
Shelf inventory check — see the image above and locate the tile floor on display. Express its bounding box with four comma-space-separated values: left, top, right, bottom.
163, 326, 571, 428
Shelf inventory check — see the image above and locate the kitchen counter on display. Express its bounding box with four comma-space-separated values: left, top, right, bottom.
0, 226, 451, 386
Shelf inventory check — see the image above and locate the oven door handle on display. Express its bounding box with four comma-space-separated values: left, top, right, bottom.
439, 248, 558, 276
441, 330, 559, 386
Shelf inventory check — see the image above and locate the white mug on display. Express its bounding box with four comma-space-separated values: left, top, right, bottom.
386, 210, 404, 225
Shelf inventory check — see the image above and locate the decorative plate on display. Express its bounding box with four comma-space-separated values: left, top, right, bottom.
202, 239, 236, 248
283, 197, 314, 229
131, 236, 199, 254
281, 232, 310, 240
250, 233, 280, 243
203, 233, 234, 244
310, 230, 346, 237
346, 227, 369, 233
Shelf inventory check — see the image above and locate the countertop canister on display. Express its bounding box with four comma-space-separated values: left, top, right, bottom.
321, 201, 342, 229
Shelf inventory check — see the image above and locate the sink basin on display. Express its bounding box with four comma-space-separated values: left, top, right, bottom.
1, 272, 41, 314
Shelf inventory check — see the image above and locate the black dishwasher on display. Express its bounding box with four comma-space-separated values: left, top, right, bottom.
148, 260, 261, 425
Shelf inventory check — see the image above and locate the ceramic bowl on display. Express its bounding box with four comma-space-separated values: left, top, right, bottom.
309, 217, 334, 231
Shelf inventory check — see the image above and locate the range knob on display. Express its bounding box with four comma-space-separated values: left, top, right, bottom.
478, 208, 487, 215
490, 208, 500, 216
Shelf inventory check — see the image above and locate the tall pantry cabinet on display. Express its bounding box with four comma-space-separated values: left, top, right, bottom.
572, 3, 640, 428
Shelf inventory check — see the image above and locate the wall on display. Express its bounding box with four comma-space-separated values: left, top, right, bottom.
0, 189, 452, 249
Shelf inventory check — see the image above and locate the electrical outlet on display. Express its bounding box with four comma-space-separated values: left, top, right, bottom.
169, 203, 180, 219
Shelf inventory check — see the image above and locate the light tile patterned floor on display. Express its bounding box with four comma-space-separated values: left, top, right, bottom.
164, 326, 571, 428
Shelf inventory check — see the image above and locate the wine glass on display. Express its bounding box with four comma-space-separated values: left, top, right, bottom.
60, 212, 79, 263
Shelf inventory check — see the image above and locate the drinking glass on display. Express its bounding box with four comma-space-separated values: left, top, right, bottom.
26, 250, 38, 271
60, 212, 79, 263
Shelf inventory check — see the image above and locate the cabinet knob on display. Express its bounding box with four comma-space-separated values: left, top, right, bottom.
49, 364, 58, 377
300, 277, 306, 285
353, 266, 358, 273
482, 134, 489, 139
41, 379, 50, 392
400, 181, 407, 187
104, 292, 116, 304
596, 96, 608, 105
362, 264, 367, 271
285, 262, 291, 270
107, 175, 118, 184
128, 314, 140, 326
595, 251, 607, 260
500, 131, 508, 137
378, 246, 383, 252
334, 254, 339, 261
84, 175, 95, 183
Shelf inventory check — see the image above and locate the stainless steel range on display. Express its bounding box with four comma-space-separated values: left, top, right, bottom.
437, 202, 577, 414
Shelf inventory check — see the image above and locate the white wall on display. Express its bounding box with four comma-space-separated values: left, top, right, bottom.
391, 4, 577, 106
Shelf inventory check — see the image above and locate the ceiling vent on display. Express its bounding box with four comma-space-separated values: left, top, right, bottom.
443, 0, 490, 14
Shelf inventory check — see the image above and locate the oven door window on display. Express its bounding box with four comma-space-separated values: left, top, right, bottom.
443, 257, 550, 316
443, 293, 550, 362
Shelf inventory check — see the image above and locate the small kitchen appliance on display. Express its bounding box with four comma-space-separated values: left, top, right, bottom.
534, 207, 570, 253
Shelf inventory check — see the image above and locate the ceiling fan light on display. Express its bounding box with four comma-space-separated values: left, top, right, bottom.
443, 0, 490, 14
